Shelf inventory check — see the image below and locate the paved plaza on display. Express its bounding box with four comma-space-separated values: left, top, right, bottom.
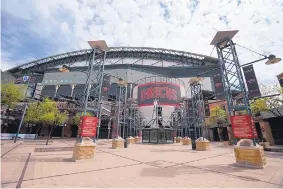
1, 139, 283, 188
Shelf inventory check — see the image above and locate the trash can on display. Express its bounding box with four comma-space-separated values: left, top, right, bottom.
191, 139, 196, 150
124, 139, 128, 148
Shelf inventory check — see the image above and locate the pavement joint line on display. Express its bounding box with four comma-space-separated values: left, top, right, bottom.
1, 162, 143, 185
182, 162, 282, 186
1, 142, 22, 157
16, 153, 31, 188
160, 152, 283, 185
96, 149, 164, 168
164, 152, 231, 168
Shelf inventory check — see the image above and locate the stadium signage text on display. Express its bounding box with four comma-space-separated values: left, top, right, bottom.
137, 82, 181, 106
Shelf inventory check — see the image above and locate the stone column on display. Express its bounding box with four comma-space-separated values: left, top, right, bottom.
70, 84, 75, 97
259, 121, 274, 146
54, 85, 60, 98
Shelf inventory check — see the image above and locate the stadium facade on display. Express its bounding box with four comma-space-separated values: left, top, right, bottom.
2, 47, 221, 139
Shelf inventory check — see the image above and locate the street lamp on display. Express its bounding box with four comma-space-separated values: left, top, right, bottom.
265, 54, 281, 65
210, 30, 281, 145
189, 77, 205, 150
59, 65, 70, 72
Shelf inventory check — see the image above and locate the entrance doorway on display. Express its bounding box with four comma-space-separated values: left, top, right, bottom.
269, 117, 283, 145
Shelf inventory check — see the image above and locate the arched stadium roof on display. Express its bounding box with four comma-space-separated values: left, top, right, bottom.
7, 47, 219, 75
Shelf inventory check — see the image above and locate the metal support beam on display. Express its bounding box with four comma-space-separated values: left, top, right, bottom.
113, 84, 128, 138
190, 82, 205, 140
214, 37, 256, 145
216, 39, 249, 113
80, 47, 107, 142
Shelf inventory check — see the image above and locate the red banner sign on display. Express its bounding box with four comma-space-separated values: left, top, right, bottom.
231, 115, 257, 138
78, 116, 98, 137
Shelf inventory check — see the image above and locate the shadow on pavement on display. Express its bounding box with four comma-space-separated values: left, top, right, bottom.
150, 149, 197, 153
140, 165, 205, 178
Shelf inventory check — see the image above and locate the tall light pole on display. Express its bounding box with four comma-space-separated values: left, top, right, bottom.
189, 77, 205, 150
210, 30, 281, 145
78, 40, 109, 143
114, 78, 128, 138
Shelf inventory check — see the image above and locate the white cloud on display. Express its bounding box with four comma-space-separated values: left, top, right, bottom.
1, 0, 282, 84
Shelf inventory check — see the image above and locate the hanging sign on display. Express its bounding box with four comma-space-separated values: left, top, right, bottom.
242, 65, 261, 99
213, 74, 225, 100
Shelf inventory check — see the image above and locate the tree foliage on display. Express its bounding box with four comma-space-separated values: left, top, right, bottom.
72, 112, 93, 126
250, 82, 283, 116
250, 98, 269, 114
1, 83, 24, 108
207, 106, 227, 125
210, 106, 226, 120
25, 98, 68, 125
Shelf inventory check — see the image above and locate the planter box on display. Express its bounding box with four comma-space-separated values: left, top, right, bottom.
112, 137, 124, 149
176, 137, 182, 143
182, 138, 191, 145
127, 136, 135, 144
234, 139, 267, 169
72, 141, 96, 161
196, 137, 210, 151
134, 136, 141, 143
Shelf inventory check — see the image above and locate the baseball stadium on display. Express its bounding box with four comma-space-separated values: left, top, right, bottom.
1, 45, 229, 142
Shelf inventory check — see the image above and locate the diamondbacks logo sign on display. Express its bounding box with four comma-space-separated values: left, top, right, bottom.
14, 76, 36, 84
137, 82, 181, 107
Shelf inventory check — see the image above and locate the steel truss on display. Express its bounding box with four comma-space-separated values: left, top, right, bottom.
8, 47, 218, 74
128, 98, 139, 137
215, 39, 250, 114
80, 47, 106, 142
113, 84, 128, 139
190, 82, 205, 140
215, 38, 256, 144
171, 107, 184, 137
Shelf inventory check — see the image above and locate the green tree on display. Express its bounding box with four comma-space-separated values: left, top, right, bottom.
210, 106, 227, 121
24, 98, 68, 144
1, 83, 24, 108
208, 106, 228, 141
250, 98, 269, 115
72, 112, 93, 126
1, 83, 25, 132
257, 82, 283, 117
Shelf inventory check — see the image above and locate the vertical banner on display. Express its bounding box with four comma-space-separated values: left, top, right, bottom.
101, 75, 111, 97
277, 72, 283, 93
242, 65, 261, 99
213, 74, 225, 100
204, 100, 210, 117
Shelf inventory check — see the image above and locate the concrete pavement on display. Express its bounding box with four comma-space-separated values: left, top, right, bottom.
1, 139, 283, 188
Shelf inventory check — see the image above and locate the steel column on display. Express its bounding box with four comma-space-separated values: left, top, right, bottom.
80, 48, 106, 142
215, 38, 255, 145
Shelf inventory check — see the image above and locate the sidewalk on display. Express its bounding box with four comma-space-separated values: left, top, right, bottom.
1, 139, 283, 188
